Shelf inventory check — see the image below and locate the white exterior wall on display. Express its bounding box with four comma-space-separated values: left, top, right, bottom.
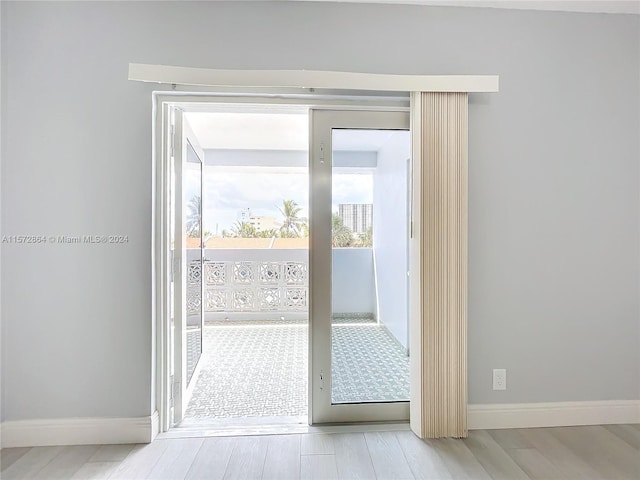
373, 132, 411, 349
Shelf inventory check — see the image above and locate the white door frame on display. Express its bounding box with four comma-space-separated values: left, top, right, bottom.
152, 93, 411, 433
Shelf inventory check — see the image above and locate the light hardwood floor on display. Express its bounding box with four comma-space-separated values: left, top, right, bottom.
1, 424, 638, 479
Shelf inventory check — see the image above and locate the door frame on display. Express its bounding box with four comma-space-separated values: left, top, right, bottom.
152, 93, 413, 433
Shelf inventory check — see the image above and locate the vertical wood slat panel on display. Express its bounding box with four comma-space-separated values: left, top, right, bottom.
412, 92, 468, 438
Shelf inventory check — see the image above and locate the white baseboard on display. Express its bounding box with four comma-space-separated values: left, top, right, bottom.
2, 402, 637, 447
468, 400, 640, 430
0, 411, 159, 448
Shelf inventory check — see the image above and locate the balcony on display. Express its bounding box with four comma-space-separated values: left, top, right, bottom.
182, 245, 409, 423
181, 245, 409, 424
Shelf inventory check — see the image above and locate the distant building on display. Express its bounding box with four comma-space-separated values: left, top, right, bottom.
248, 215, 279, 233
237, 208, 252, 222
338, 204, 373, 234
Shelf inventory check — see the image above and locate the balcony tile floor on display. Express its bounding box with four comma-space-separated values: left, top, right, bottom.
183, 317, 409, 423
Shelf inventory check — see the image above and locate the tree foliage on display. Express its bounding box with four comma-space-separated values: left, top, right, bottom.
359, 226, 373, 247
186, 195, 201, 238
279, 200, 305, 238
258, 229, 278, 239
214, 199, 311, 240
332, 214, 353, 247
229, 221, 258, 238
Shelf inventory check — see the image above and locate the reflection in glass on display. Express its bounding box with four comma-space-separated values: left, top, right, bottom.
185, 142, 203, 385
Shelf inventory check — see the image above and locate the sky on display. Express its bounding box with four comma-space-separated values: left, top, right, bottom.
186, 167, 373, 235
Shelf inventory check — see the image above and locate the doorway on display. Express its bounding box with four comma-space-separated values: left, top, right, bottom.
169, 107, 311, 428
158, 98, 412, 432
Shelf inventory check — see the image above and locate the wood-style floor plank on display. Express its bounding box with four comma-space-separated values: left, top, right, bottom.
1, 446, 64, 480
332, 433, 376, 480
147, 438, 205, 479
1, 447, 31, 472
506, 448, 566, 480
70, 461, 121, 480
395, 431, 453, 480
487, 429, 535, 449
301, 433, 335, 455
107, 440, 169, 479
426, 438, 492, 480
3, 425, 639, 480
550, 425, 640, 480
185, 437, 236, 480
364, 431, 414, 480
300, 454, 339, 480
463, 430, 530, 480
32, 445, 99, 480
519, 427, 602, 479
262, 434, 301, 480
222, 435, 268, 480
88, 444, 137, 463
604, 424, 640, 450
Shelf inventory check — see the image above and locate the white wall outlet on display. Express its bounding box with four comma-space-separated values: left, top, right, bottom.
493, 369, 507, 390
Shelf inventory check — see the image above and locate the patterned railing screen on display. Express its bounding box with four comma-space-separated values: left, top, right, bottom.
186, 259, 308, 314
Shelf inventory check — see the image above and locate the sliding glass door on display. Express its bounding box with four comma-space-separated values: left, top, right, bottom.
310, 110, 411, 423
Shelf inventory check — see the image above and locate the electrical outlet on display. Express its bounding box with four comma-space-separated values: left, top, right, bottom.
493, 369, 507, 390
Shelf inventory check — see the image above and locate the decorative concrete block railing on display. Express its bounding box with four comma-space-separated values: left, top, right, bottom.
185, 247, 376, 321
186, 248, 309, 318
203, 260, 308, 312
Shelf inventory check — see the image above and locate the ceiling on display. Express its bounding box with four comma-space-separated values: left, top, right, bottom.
186, 112, 309, 150
285, 0, 640, 15
186, 112, 402, 152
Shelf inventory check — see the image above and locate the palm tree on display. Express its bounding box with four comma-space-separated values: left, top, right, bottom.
230, 221, 258, 238
332, 214, 353, 247
278, 200, 304, 238
257, 229, 278, 239
186, 195, 201, 238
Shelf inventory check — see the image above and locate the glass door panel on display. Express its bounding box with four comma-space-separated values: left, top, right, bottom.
171, 110, 205, 425
331, 129, 410, 405
185, 141, 203, 385
310, 110, 410, 424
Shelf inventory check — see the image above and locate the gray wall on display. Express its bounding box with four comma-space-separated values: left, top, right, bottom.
1, 1, 638, 421
373, 132, 411, 349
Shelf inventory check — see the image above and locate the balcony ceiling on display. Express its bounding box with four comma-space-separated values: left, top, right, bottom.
186, 112, 309, 151
186, 112, 397, 152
